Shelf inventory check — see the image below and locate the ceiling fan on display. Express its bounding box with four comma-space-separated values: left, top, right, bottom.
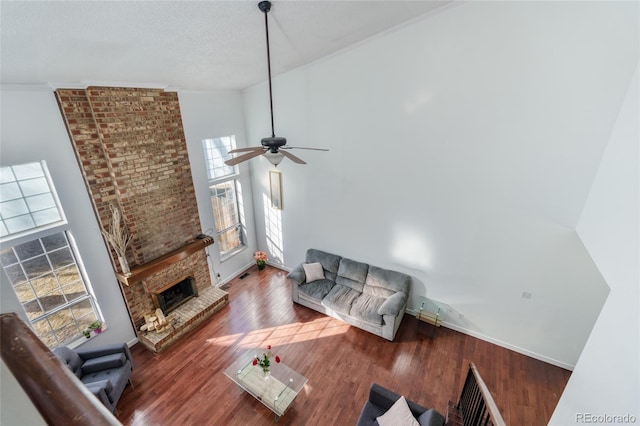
225, 1, 328, 167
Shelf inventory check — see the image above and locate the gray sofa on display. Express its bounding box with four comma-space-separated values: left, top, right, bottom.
288, 249, 411, 341
53, 343, 134, 413
357, 383, 445, 426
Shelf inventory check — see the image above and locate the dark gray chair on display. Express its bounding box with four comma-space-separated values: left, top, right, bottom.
53, 343, 134, 413
356, 383, 445, 426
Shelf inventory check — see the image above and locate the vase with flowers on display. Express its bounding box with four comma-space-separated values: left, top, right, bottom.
254, 251, 267, 270
252, 344, 280, 378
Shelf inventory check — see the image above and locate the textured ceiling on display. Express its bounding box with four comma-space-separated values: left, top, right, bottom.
1, 1, 450, 90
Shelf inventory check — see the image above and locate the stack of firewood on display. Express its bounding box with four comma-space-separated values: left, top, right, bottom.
140, 308, 175, 333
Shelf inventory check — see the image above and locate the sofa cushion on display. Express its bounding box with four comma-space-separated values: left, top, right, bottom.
350, 293, 385, 325
298, 279, 335, 301
322, 284, 361, 315
337, 258, 369, 283
81, 353, 126, 374
53, 346, 83, 378
81, 360, 132, 391
303, 262, 325, 282
84, 379, 113, 394
336, 258, 368, 292
377, 396, 420, 426
417, 409, 446, 426
306, 249, 341, 274
365, 265, 411, 296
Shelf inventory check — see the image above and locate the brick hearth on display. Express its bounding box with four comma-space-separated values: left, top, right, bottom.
138, 286, 228, 353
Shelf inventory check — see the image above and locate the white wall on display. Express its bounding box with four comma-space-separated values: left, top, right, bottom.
0, 87, 137, 421
550, 65, 639, 424
0, 360, 45, 425
243, 1, 638, 368
179, 90, 258, 282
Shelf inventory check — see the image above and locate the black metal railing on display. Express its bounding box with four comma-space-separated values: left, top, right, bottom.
457, 362, 506, 426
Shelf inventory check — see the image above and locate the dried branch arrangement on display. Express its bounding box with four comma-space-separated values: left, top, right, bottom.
101, 204, 133, 259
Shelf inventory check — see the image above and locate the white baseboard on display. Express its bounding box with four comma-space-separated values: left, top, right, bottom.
406, 308, 575, 371
224, 264, 575, 370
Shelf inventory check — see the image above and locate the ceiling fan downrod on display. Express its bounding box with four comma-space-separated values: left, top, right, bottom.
259, 1, 276, 139
223, 1, 328, 167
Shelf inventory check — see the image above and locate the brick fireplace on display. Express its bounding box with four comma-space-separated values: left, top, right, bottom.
55, 86, 228, 352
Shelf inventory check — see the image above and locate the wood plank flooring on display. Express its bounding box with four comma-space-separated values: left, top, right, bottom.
117, 265, 571, 425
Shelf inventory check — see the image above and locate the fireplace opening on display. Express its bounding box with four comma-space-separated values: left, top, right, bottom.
152, 276, 198, 315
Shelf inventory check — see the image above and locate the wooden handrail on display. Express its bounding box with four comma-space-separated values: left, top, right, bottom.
468, 363, 506, 426
453, 362, 506, 426
0, 313, 121, 425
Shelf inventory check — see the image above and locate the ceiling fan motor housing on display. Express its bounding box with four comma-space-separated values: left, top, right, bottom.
261, 136, 287, 152
258, 1, 271, 13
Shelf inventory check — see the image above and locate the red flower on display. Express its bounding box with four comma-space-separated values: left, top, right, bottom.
267, 345, 271, 350
275, 355, 281, 363
252, 358, 258, 366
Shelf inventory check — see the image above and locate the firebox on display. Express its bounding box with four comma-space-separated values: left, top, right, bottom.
151, 276, 198, 315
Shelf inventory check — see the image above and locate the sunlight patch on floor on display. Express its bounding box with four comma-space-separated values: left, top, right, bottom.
205, 332, 244, 347
205, 317, 350, 349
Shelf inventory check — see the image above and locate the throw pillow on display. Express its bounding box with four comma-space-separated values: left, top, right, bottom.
303, 262, 325, 283
376, 396, 420, 426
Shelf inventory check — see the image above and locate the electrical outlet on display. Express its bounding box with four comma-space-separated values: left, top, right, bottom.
522, 291, 532, 300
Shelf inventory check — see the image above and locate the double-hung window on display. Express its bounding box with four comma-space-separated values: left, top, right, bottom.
0, 161, 101, 348
202, 136, 246, 260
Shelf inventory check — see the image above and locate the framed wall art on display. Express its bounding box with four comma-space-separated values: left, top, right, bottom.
269, 170, 283, 210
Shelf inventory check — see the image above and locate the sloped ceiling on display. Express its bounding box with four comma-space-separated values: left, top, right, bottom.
0, 1, 450, 90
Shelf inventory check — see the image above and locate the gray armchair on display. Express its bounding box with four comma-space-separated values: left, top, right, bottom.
53, 343, 134, 413
356, 383, 445, 426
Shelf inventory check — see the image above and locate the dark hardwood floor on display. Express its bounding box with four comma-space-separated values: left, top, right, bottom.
117, 265, 570, 425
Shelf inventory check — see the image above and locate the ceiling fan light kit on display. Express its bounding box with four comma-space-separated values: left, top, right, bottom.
264, 151, 285, 167
224, 1, 328, 168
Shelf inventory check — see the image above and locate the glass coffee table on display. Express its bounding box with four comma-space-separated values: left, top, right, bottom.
224, 349, 307, 422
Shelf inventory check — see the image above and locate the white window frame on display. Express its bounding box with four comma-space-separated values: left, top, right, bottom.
202, 136, 247, 260
0, 161, 102, 348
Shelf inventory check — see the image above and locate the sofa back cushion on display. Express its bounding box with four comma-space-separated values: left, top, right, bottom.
306, 249, 341, 281
364, 265, 411, 298
336, 258, 369, 292
81, 353, 127, 374
53, 346, 83, 378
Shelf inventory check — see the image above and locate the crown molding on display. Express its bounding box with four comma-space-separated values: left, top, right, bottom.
1, 84, 53, 92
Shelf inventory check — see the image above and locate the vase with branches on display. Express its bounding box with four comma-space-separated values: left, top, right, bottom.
101, 204, 133, 276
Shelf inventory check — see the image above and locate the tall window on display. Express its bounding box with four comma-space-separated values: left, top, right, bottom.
0, 162, 101, 348
203, 136, 246, 259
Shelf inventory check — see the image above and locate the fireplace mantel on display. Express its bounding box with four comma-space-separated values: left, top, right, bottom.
116, 236, 214, 286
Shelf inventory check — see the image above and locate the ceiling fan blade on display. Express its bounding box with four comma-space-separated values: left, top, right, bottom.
225, 149, 265, 166
280, 150, 307, 164
282, 146, 330, 151
228, 147, 264, 154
